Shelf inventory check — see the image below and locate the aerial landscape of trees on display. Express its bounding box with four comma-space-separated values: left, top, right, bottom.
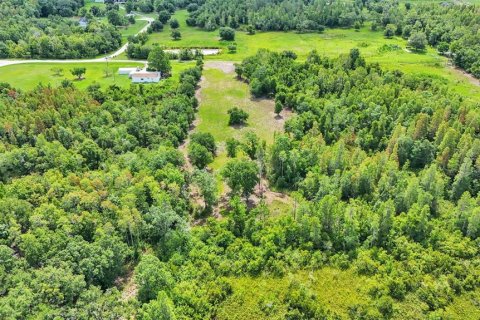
0, 0, 122, 59
185, 0, 365, 31
0, 0, 480, 319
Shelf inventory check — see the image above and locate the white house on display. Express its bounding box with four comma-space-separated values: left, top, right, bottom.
130, 71, 161, 83
118, 67, 140, 75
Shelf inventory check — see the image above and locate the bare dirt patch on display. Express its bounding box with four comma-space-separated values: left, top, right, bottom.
449, 66, 480, 87
204, 61, 236, 74
115, 270, 138, 302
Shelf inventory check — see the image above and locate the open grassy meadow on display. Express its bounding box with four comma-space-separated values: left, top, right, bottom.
195, 63, 287, 171
119, 19, 149, 43
0, 61, 194, 90
145, 10, 480, 100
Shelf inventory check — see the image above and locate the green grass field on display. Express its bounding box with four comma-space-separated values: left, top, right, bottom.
217, 268, 370, 319
119, 19, 148, 43
218, 269, 480, 319
195, 64, 286, 171
0, 61, 194, 90
145, 10, 480, 99
145, 10, 423, 61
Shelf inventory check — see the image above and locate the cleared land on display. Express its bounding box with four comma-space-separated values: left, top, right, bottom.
0, 61, 194, 90
195, 62, 288, 169
217, 268, 370, 319
146, 10, 480, 100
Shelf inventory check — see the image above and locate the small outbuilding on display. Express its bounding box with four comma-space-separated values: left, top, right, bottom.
130, 71, 161, 83
118, 67, 140, 75
79, 17, 88, 28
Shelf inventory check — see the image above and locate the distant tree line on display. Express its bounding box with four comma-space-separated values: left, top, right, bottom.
0, 0, 122, 59
185, 0, 365, 32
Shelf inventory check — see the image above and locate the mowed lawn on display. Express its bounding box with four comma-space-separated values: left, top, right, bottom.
119, 19, 149, 43
0, 61, 195, 90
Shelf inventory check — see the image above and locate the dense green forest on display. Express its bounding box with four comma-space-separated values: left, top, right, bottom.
1, 0, 480, 318
399, 4, 480, 77
233, 49, 480, 317
1, 47, 479, 318
185, 0, 365, 31
0, 0, 122, 58
0, 62, 204, 318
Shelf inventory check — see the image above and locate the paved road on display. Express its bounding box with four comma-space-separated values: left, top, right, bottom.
0, 15, 219, 68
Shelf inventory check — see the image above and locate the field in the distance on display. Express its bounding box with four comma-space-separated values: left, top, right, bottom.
144, 10, 480, 99
0, 61, 194, 90
195, 63, 287, 170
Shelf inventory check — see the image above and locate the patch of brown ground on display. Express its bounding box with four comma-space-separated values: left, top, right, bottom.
115, 270, 137, 302
449, 66, 480, 87
204, 61, 236, 74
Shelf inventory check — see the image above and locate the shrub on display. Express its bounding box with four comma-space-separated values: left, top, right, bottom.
169, 18, 179, 29
408, 32, 427, 51
228, 43, 237, 53
171, 29, 181, 40
227, 107, 249, 126
219, 27, 235, 41
191, 132, 216, 154
384, 24, 396, 38
188, 143, 213, 169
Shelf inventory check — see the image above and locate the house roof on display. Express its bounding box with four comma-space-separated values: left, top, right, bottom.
131, 72, 161, 78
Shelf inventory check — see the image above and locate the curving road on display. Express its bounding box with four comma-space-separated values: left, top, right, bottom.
0, 15, 219, 68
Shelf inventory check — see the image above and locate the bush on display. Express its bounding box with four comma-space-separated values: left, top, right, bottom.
408, 32, 427, 51
169, 19, 179, 29
149, 20, 163, 32
384, 24, 396, 38
179, 49, 193, 61
227, 107, 249, 126
191, 132, 216, 154
219, 27, 235, 41
226, 138, 239, 157
228, 44, 237, 53
188, 142, 213, 169
171, 29, 181, 40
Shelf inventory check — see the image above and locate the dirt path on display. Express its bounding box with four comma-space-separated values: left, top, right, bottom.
115, 270, 137, 302
178, 75, 207, 172
449, 66, 480, 87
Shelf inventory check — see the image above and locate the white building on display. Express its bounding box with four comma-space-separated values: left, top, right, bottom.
79, 17, 88, 28
118, 67, 140, 75
130, 71, 161, 83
